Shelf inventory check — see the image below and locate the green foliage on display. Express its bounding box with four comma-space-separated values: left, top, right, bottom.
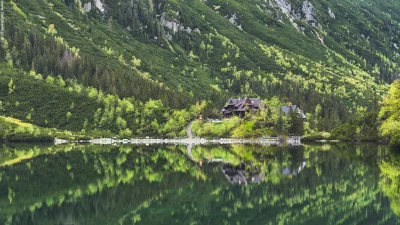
379, 150, 400, 216
66, 111, 72, 120
331, 112, 380, 141
288, 110, 304, 136
0, 63, 212, 138
0, 116, 54, 142
193, 115, 277, 138
302, 132, 332, 141
192, 117, 241, 138
232, 120, 257, 138
45, 76, 55, 85
379, 81, 400, 147
7, 78, 14, 94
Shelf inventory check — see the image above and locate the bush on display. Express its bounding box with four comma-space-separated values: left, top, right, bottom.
302, 132, 331, 141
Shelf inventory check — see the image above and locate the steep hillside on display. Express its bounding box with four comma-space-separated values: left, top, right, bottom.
2, 0, 400, 131
0, 63, 208, 137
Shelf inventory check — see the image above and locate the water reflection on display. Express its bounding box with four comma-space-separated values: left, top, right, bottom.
379, 150, 400, 216
222, 163, 265, 185
0, 143, 399, 224
282, 161, 306, 176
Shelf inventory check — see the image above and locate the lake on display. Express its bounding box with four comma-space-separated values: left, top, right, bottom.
0, 143, 400, 225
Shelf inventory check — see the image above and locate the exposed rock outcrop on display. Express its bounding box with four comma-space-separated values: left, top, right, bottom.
274, 0, 291, 16
328, 7, 335, 19
271, 0, 321, 30
272, 0, 301, 31
83, 2, 91, 12
94, 0, 105, 13
227, 13, 243, 29
302, 1, 318, 27
161, 12, 181, 34
228, 13, 238, 25
160, 12, 200, 39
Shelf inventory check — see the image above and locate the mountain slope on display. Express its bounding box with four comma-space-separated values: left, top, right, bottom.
2, 0, 400, 131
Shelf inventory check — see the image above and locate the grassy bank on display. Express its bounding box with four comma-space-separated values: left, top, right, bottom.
191, 117, 276, 139
0, 116, 54, 142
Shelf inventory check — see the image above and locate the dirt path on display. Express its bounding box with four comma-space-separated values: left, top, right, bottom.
186, 121, 194, 139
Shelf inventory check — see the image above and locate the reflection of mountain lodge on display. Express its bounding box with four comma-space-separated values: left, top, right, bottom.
221, 163, 264, 185
221, 161, 307, 185
221, 97, 266, 118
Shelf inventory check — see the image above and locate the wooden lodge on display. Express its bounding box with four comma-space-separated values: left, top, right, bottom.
221, 97, 265, 118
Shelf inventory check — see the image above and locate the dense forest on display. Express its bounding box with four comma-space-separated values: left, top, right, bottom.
379, 80, 400, 147
1, 0, 400, 139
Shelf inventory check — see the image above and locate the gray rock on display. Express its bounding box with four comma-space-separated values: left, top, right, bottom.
93, 0, 105, 13
83, 2, 91, 12
328, 7, 335, 19
274, 0, 291, 16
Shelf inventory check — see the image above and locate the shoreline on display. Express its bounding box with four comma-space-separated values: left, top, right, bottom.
55, 137, 298, 145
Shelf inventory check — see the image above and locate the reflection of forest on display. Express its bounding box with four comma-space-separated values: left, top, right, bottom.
0, 143, 399, 225
380, 150, 400, 217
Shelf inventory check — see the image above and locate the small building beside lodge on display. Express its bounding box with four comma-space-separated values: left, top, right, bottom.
221, 97, 266, 118
280, 105, 307, 119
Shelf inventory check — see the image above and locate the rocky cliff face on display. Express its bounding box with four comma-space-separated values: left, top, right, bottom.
84, 0, 400, 83
301, 1, 318, 27
328, 7, 335, 19
80, 0, 104, 13
94, 0, 105, 12
274, 0, 291, 16
270, 0, 322, 32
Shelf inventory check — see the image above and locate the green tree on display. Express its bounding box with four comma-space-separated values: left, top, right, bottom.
289, 110, 304, 136
56, 75, 66, 87
8, 78, 15, 94
116, 116, 127, 130
45, 76, 55, 85
66, 112, 72, 120
6, 52, 13, 67
276, 116, 286, 135
379, 80, 400, 147
131, 56, 141, 67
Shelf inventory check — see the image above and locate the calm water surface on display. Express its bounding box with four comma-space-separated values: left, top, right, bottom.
0, 143, 400, 225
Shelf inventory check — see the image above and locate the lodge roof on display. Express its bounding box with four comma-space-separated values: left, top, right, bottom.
225, 97, 263, 108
